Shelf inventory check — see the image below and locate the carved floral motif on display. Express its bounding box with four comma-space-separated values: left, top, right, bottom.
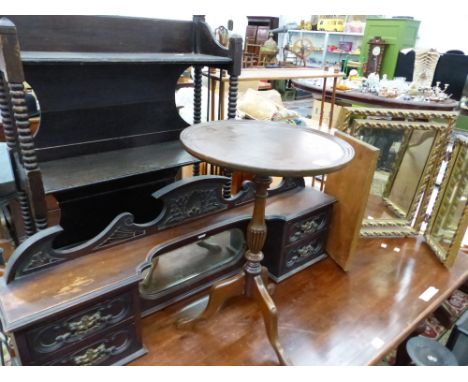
286, 239, 323, 268
29, 293, 132, 355
160, 188, 226, 227
289, 213, 327, 243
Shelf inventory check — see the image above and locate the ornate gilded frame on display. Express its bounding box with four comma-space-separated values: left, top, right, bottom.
425, 135, 468, 267
338, 107, 456, 237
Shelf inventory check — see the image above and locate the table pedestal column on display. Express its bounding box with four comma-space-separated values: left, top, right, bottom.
178, 175, 291, 366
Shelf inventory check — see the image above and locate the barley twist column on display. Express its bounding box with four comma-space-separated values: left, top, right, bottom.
192, 66, 202, 176
9, 82, 47, 230
0, 73, 36, 236
222, 74, 239, 198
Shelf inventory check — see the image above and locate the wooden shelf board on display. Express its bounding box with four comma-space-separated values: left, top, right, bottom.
21, 51, 232, 64
40, 140, 197, 193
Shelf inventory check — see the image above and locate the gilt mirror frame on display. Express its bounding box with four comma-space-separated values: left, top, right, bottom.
338, 107, 456, 237
424, 135, 468, 267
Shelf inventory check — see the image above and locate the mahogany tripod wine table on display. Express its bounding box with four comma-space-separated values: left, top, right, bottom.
179, 120, 354, 365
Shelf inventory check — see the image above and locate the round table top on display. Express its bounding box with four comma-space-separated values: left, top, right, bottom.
180, 120, 354, 177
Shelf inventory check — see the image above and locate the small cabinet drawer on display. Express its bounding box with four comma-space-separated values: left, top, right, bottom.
287, 209, 330, 245
24, 291, 134, 360
44, 322, 141, 366
283, 234, 326, 271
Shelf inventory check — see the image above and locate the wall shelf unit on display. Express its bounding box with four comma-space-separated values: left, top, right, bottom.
284, 30, 364, 68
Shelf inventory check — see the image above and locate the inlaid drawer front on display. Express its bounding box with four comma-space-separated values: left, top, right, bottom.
288, 211, 329, 244
26, 292, 133, 358
46, 324, 138, 366
285, 236, 325, 269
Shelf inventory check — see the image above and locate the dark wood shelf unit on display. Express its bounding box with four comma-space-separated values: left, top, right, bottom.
0, 15, 242, 245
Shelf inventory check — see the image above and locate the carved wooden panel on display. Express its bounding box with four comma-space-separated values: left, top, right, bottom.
25, 292, 133, 359
4, 176, 257, 283
4, 175, 306, 283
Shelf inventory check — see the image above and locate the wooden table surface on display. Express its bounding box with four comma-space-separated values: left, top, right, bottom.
129, 237, 468, 366
292, 79, 459, 111
204, 67, 344, 82
180, 120, 354, 177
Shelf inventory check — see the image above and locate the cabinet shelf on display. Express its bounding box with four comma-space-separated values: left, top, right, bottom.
288, 30, 364, 37
21, 51, 233, 65
327, 51, 361, 55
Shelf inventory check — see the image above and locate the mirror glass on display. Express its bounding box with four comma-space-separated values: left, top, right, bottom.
357, 127, 406, 220
139, 228, 245, 297
357, 127, 436, 224
386, 129, 436, 215
430, 147, 468, 252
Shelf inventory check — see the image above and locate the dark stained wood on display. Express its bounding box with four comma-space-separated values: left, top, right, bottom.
293, 79, 459, 111
128, 237, 468, 366
0, 19, 48, 234
25, 62, 189, 160
4, 16, 194, 53
20, 52, 232, 64
40, 141, 196, 193
0, 15, 243, 245
0, 186, 328, 331
180, 120, 355, 177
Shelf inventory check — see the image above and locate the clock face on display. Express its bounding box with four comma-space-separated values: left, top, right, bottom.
372, 46, 381, 56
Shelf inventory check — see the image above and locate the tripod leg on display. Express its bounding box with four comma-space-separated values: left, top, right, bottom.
252, 275, 291, 366
261, 266, 275, 295
177, 272, 245, 328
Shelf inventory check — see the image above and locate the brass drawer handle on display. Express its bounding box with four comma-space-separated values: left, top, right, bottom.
286, 241, 323, 268
55, 311, 112, 343
73, 343, 115, 366
300, 220, 319, 232
289, 215, 326, 243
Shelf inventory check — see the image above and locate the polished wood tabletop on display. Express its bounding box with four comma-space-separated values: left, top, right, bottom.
130, 237, 468, 366
180, 120, 354, 177
293, 79, 459, 111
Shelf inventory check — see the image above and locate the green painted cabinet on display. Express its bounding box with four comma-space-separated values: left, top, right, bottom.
360, 18, 420, 79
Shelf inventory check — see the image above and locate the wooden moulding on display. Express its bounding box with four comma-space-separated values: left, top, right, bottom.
3, 175, 304, 283
324, 131, 379, 271
336, 106, 459, 134
425, 135, 468, 267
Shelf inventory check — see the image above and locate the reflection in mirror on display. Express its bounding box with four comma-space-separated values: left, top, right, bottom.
432, 180, 467, 251
358, 127, 406, 220
24, 82, 41, 138
139, 229, 245, 298
426, 136, 468, 266
385, 129, 436, 217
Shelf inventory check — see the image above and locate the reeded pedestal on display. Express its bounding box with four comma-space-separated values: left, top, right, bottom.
178, 120, 354, 366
